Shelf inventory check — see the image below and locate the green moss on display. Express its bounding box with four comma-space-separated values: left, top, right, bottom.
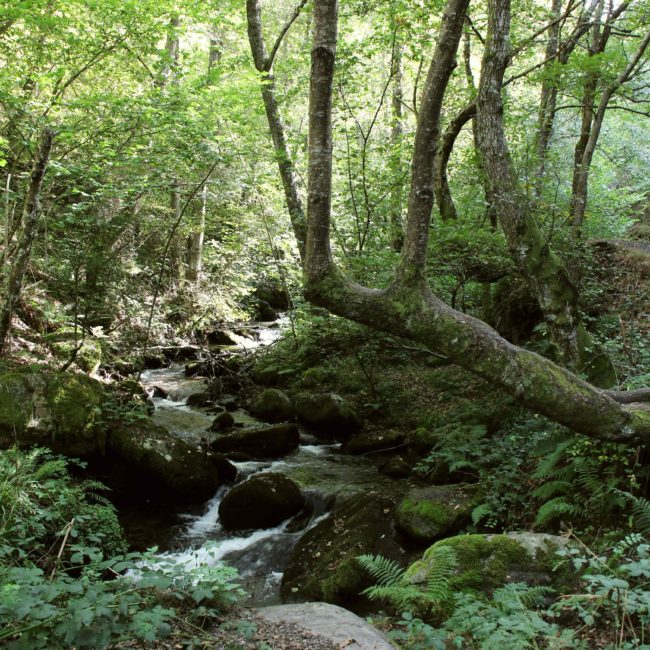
406, 533, 571, 598
395, 484, 483, 543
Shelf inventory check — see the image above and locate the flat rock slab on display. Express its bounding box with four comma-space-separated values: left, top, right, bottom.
254, 603, 394, 650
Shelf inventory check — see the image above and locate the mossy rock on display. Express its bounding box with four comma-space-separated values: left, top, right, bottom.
47, 329, 103, 374
395, 484, 483, 543
0, 367, 105, 456
294, 392, 362, 439
406, 532, 570, 596
108, 419, 223, 504
250, 388, 294, 422
281, 493, 406, 606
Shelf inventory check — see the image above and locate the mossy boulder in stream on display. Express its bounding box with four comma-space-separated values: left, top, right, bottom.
109, 419, 223, 503
209, 423, 299, 459
405, 532, 571, 595
395, 484, 483, 543
250, 388, 294, 422
0, 367, 105, 456
281, 493, 406, 606
218, 473, 304, 530
0, 366, 225, 504
294, 392, 361, 439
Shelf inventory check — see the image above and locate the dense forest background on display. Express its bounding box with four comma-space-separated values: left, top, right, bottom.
1, 0, 650, 647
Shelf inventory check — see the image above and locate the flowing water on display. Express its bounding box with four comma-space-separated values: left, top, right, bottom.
137, 321, 409, 605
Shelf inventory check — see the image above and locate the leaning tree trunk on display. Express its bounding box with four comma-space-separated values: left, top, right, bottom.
0, 128, 54, 355
300, 0, 649, 441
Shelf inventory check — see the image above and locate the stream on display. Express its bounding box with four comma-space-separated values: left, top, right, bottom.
136, 321, 409, 606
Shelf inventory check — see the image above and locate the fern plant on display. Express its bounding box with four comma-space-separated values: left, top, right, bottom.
531, 432, 639, 531
357, 547, 457, 616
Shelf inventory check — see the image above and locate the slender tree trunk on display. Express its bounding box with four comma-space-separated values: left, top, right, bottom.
246, 0, 308, 262
186, 183, 206, 284
168, 184, 184, 285
0, 129, 54, 354
535, 0, 563, 188
389, 35, 405, 251
570, 21, 650, 237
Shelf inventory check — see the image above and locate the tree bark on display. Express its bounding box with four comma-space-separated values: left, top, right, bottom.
186, 183, 206, 284
0, 128, 54, 354
300, 0, 650, 441
389, 33, 405, 251
246, 0, 308, 262
570, 20, 650, 237
476, 0, 588, 366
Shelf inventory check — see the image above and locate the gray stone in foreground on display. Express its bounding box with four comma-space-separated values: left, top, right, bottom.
254, 603, 394, 650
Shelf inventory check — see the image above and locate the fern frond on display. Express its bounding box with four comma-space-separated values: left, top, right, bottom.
531, 480, 573, 500
471, 503, 494, 525
361, 584, 425, 610
616, 491, 650, 538
356, 554, 404, 587
532, 439, 575, 479
424, 546, 457, 603
535, 497, 584, 526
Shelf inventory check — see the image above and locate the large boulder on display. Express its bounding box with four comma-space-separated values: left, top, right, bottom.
45, 328, 103, 374
405, 532, 571, 595
218, 473, 305, 530
250, 388, 294, 423
343, 429, 405, 455
395, 483, 483, 543
294, 393, 361, 439
108, 419, 224, 503
209, 423, 299, 459
281, 493, 406, 606
254, 283, 291, 310
0, 366, 225, 505
0, 367, 105, 457
254, 603, 393, 650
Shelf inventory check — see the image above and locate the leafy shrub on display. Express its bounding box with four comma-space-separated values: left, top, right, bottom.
0, 545, 245, 649
0, 447, 127, 569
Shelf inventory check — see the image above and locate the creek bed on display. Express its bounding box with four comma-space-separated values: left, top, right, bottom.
132, 322, 411, 605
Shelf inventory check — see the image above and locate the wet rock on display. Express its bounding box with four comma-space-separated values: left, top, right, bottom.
254, 300, 278, 322
395, 483, 483, 544
158, 345, 201, 362
0, 368, 105, 457
254, 284, 291, 310
207, 330, 240, 346
405, 532, 572, 595
151, 385, 169, 399
109, 419, 223, 504
184, 362, 204, 377
254, 603, 393, 650
186, 391, 212, 407
281, 493, 405, 606
210, 453, 237, 483
218, 473, 304, 530
379, 456, 411, 478
143, 353, 166, 370
294, 393, 361, 439
208, 423, 299, 459
250, 388, 294, 423
220, 396, 239, 411
343, 429, 404, 455
0, 366, 225, 505
210, 410, 235, 431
